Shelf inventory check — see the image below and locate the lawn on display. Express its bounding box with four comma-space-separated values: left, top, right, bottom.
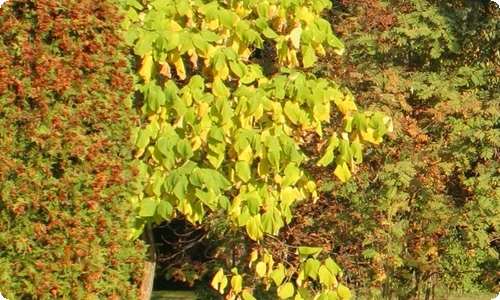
150, 290, 499, 300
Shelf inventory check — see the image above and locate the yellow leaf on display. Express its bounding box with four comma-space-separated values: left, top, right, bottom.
222, 120, 234, 134
190, 136, 202, 151
239, 114, 253, 129
220, 27, 231, 40
242, 290, 257, 300
212, 78, 230, 98
197, 102, 209, 119
170, 50, 186, 80
138, 52, 153, 82
231, 275, 243, 293
255, 261, 267, 278
337, 283, 352, 300
314, 43, 326, 56
218, 64, 230, 80
334, 161, 351, 182
277, 282, 295, 299
270, 264, 286, 286
253, 104, 263, 120
230, 196, 242, 215
168, 20, 183, 31
239, 46, 252, 60
257, 160, 270, 179
280, 186, 300, 205
299, 7, 314, 24
160, 107, 167, 120
178, 198, 192, 215
337, 100, 357, 115
206, 45, 218, 59
360, 127, 382, 144
238, 144, 253, 162
211, 268, 228, 294
249, 250, 259, 268
287, 49, 299, 68
315, 122, 322, 137
208, 19, 219, 30
182, 91, 193, 106
235, 5, 252, 17
230, 36, 241, 53
246, 215, 263, 241
199, 128, 209, 142
289, 26, 302, 49
313, 102, 330, 121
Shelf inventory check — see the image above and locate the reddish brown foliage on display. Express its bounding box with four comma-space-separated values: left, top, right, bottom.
0, 0, 145, 298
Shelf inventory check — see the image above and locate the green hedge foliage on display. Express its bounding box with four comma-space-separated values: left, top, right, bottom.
0, 0, 146, 299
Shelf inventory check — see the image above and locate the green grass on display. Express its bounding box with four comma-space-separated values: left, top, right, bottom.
347, 289, 498, 300
447, 292, 498, 300
150, 290, 499, 300
150, 291, 196, 300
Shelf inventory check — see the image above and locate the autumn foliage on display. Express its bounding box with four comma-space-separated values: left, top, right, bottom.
0, 0, 145, 298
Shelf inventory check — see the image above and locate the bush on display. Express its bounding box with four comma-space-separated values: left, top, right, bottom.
0, 0, 146, 298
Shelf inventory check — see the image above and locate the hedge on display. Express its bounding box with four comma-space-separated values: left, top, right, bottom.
0, 0, 146, 299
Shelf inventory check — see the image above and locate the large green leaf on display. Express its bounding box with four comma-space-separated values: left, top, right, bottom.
284, 101, 301, 124
139, 197, 157, 217
297, 246, 323, 259
157, 200, 174, 220
235, 161, 252, 182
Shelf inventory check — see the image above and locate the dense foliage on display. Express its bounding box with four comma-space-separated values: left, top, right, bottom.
138, 0, 500, 299
1, 0, 497, 299
123, 0, 392, 299
0, 0, 146, 299
281, 0, 500, 298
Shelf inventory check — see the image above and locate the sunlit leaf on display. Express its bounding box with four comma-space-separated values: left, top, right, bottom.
212, 78, 230, 98
270, 263, 286, 286
296, 246, 323, 258
255, 261, 267, 278
242, 290, 257, 300
231, 274, 243, 293
277, 282, 295, 299
334, 161, 351, 182
337, 284, 351, 300
324, 258, 342, 276
139, 197, 157, 217
211, 268, 228, 294
289, 26, 303, 49
138, 53, 154, 82
246, 215, 263, 241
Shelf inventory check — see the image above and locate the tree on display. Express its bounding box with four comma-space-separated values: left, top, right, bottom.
123, 0, 392, 298
294, 0, 500, 297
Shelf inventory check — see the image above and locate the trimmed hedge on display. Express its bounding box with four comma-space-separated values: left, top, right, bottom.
0, 0, 146, 299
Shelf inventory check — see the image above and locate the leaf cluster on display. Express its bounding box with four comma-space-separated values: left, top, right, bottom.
124, 0, 393, 299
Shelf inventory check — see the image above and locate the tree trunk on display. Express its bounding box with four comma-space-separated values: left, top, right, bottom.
139, 225, 156, 300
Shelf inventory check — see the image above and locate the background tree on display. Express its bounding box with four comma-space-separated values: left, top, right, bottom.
282, 0, 500, 298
